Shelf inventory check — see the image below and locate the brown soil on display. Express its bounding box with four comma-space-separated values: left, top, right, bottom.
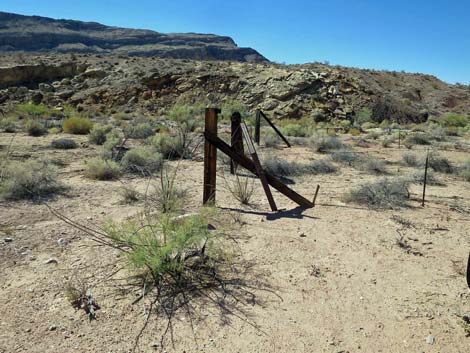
1, 132, 469, 353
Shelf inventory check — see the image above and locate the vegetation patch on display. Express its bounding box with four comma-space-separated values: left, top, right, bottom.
50, 138, 78, 149
428, 152, 454, 174
85, 158, 120, 180
121, 148, 163, 176
312, 135, 345, 153
344, 178, 410, 209
89, 124, 113, 145
0, 160, 65, 200
63, 116, 93, 134
25, 120, 48, 136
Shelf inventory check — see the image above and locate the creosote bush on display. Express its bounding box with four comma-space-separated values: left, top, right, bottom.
428, 152, 454, 174
89, 124, 113, 145
25, 120, 48, 136
50, 138, 78, 149
0, 160, 65, 200
121, 148, 163, 176
344, 178, 410, 209
312, 135, 345, 153
63, 116, 93, 134
85, 158, 120, 180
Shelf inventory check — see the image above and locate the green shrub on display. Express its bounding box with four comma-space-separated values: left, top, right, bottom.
147, 169, 188, 213
89, 124, 113, 145
382, 136, 395, 147
313, 135, 345, 153
63, 116, 93, 134
121, 148, 163, 176
25, 120, 48, 136
344, 178, 410, 209
0, 117, 18, 133
85, 158, 120, 180
263, 131, 280, 148
124, 122, 154, 139
355, 107, 373, 124
147, 134, 186, 159
442, 113, 469, 127
404, 133, 431, 147
428, 152, 454, 174
263, 156, 336, 176
17, 103, 49, 117
0, 160, 65, 200
280, 124, 308, 137
362, 122, 377, 129
50, 138, 78, 149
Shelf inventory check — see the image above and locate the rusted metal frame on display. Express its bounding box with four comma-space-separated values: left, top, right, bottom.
258, 110, 291, 148
230, 112, 244, 175
203, 131, 313, 208
240, 121, 277, 211
203, 108, 220, 205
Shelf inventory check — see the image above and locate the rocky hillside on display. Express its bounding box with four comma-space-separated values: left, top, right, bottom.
0, 53, 469, 123
0, 12, 267, 62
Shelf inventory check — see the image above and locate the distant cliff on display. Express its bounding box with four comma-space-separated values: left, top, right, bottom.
0, 11, 268, 62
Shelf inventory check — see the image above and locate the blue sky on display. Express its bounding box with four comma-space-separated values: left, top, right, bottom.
2, 0, 470, 84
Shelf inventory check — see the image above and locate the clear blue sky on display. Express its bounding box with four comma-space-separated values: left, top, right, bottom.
2, 0, 470, 84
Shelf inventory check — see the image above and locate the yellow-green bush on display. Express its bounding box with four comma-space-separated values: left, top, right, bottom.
63, 116, 93, 134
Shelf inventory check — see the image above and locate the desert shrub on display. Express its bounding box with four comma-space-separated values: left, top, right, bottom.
357, 156, 387, 174
25, 120, 48, 136
263, 156, 336, 176
459, 161, 470, 181
63, 116, 93, 134
404, 133, 431, 148
442, 113, 469, 127
0, 117, 18, 133
50, 138, 78, 149
312, 135, 345, 153
48, 127, 62, 134
119, 186, 140, 204
382, 136, 395, 147
124, 122, 154, 139
344, 178, 410, 209
349, 128, 361, 136
89, 124, 113, 145
263, 131, 279, 148
0, 160, 65, 200
362, 122, 377, 130
220, 99, 249, 121
428, 152, 454, 174
365, 131, 382, 140
402, 152, 419, 167
409, 170, 441, 186
121, 148, 163, 176
147, 169, 187, 213
85, 158, 120, 180
226, 175, 255, 205
331, 150, 360, 165
355, 107, 373, 124
147, 134, 186, 159
427, 123, 446, 141
17, 103, 49, 118
281, 124, 308, 137
371, 96, 425, 124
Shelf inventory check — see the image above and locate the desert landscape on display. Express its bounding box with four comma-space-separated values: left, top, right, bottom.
1, 10, 470, 353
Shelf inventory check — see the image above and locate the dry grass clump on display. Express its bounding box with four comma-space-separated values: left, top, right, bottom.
428, 152, 454, 174
0, 160, 65, 200
146, 169, 188, 213
121, 148, 163, 176
85, 158, 120, 180
312, 135, 345, 153
50, 138, 78, 149
226, 175, 255, 205
344, 178, 410, 209
63, 116, 93, 134
119, 186, 141, 204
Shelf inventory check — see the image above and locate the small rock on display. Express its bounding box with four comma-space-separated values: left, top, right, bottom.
149, 342, 159, 348
426, 335, 435, 345
57, 238, 66, 247
48, 325, 57, 331
299, 233, 307, 238
4, 237, 13, 243
44, 258, 58, 265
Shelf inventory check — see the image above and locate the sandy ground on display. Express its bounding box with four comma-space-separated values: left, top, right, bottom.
1, 132, 469, 353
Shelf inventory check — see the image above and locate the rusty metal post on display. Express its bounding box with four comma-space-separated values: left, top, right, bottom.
422, 151, 429, 207
312, 185, 320, 207
203, 108, 219, 205
230, 112, 244, 174
254, 110, 261, 145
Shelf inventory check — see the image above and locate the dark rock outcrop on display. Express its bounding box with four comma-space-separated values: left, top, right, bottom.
0, 12, 267, 63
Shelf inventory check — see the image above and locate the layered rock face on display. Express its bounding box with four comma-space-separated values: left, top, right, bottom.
1, 54, 468, 124
0, 12, 267, 62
